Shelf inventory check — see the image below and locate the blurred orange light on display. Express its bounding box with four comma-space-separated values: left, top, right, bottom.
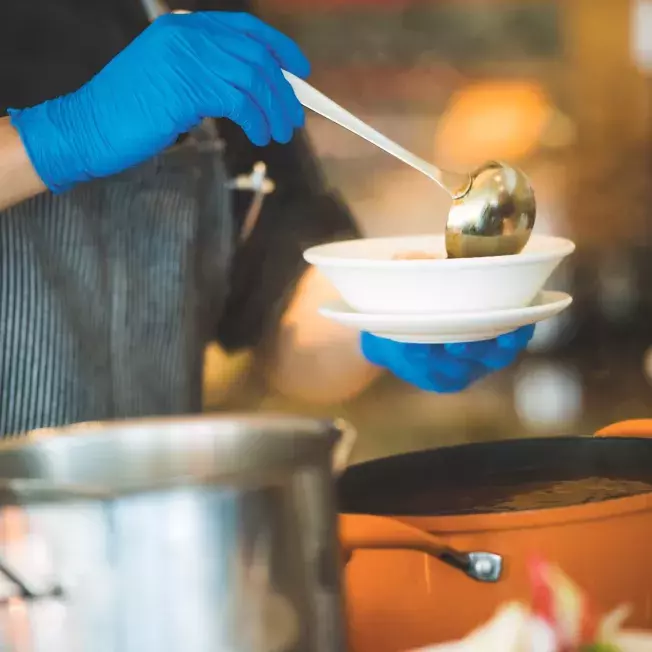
434, 80, 553, 169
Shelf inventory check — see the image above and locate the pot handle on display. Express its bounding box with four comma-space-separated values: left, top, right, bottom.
595, 420, 652, 439
0, 556, 63, 601
339, 513, 502, 583
0, 479, 110, 603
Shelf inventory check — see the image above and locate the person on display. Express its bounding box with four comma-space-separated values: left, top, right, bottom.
0, 3, 533, 436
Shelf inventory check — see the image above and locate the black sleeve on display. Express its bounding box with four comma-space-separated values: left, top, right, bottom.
187, 0, 360, 350
214, 118, 361, 352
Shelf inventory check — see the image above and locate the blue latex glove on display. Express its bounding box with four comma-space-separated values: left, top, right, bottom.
361, 325, 535, 393
9, 12, 310, 193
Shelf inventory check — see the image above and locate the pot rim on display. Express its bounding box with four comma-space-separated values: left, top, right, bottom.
339, 435, 652, 532
0, 414, 344, 493
374, 490, 652, 533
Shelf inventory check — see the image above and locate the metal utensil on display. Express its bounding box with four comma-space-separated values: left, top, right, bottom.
226, 161, 276, 243
445, 160, 536, 258
284, 71, 536, 258
0, 415, 355, 652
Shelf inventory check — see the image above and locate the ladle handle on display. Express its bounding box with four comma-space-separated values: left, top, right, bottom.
339, 514, 502, 583
283, 71, 454, 197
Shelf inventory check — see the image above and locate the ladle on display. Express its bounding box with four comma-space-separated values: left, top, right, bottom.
284, 71, 536, 258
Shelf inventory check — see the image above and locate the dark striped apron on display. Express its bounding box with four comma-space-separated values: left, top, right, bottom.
0, 122, 238, 437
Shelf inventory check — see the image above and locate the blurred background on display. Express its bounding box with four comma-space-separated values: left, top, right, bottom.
203, 0, 652, 463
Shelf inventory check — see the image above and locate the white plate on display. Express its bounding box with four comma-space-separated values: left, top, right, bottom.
319, 291, 573, 344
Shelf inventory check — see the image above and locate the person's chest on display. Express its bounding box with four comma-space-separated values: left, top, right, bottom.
0, 0, 148, 112
0, 0, 248, 113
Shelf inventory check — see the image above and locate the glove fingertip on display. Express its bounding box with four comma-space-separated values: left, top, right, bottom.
360, 332, 384, 366
521, 324, 536, 341
274, 134, 292, 145
497, 324, 535, 350
294, 106, 306, 128
246, 130, 271, 147
483, 349, 518, 371
424, 376, 471, 394
443, 342, 468, 357
288, 57, 311, 80
496, 333, 517, 349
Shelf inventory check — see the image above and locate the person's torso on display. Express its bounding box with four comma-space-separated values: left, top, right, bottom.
0, 123, 235, 436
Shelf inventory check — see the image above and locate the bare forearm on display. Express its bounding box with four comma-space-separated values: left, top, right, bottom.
266, 267, 382, 404
0, 117, 46, 211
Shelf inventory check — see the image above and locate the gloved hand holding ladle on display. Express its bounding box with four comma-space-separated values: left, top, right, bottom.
283, 71, 536, 258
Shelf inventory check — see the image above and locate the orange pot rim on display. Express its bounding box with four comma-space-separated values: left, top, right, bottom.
364, 490, 652, 534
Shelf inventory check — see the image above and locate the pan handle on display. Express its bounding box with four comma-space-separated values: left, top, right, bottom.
339, 514, 502, 583
595, 420, 652, 439
0, 479, 112, 603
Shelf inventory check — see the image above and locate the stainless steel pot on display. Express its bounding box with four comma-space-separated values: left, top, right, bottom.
0, 414, 354, 652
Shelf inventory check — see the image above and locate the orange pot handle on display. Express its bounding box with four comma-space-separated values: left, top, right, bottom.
339, 513, 502, 583
595, 419, 652, 439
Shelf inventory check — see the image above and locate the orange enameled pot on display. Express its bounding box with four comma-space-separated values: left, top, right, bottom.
337, 420, 652, 652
